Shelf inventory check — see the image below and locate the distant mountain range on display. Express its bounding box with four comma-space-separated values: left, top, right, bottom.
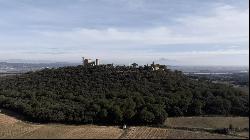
154, 58, 183, 66
0, 61, 79, 73
0, 59, 78, 64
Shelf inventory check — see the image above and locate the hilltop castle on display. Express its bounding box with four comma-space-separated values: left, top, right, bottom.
81, 57, 166, 71
82, 57, 100, 66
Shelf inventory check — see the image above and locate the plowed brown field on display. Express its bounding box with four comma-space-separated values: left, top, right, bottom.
120, 127, 242, 139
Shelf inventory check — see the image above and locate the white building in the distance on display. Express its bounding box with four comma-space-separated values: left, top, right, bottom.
82, 57, 100, 66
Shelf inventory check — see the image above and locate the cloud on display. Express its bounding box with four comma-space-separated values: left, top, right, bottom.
174, 5, 249, 38
29, 5, 248, 49
0, 3, 248, 65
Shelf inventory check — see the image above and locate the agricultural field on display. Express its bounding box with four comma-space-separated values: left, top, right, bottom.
120, 127, 242, 139
0, 113, 123, 139
165, 117, 249, 129
0, 112, 248, 139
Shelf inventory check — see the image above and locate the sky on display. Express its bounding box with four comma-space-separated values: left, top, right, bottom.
0, 0, 249, 66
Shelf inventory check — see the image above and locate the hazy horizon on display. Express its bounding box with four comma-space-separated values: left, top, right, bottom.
1, 58, 249, 68
0, 0, 249, 66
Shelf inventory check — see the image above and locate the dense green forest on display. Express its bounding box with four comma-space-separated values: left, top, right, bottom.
0, 65, 248, 125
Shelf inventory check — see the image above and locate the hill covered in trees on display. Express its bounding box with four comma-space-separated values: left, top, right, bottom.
0, 65, 248, 125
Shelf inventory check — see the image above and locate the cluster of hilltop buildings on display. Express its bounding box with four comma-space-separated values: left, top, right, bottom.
81, 57, 166, 71
82, 57, 100, 66
150, 61, 162, 71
